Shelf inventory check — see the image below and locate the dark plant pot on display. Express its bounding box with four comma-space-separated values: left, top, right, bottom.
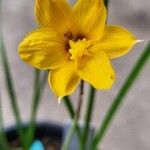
5, 122, 94, 150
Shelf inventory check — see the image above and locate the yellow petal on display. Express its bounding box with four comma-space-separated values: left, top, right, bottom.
77, 51, 115, 89
73, 0, 106, 40
49, 61, 80, 97
19, 28, 69, 70
99, 25, 137, 58
35, 0, 76, 34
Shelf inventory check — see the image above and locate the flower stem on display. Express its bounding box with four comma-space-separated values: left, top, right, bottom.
63, 96, 75, 118
92, 42, 150, 149
62, 81, 84, 150
76, 80, 84, 119
33, 69, 41, 94
82, 86, 96, 149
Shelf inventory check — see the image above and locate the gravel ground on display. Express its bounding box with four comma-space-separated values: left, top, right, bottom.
0, 0, 150, 150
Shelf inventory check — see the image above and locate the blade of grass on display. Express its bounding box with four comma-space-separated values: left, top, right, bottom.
92, 42, 150, 149
25, 71, 47, 149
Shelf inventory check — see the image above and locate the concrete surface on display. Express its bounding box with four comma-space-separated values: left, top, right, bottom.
0, 0, 150, 150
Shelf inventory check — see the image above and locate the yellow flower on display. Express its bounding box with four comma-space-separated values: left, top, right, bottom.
19, 0, 138, 98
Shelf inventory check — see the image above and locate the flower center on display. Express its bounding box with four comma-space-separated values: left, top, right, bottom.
64, 31, 92, 61
69, 39, 92, 61
64, 31, 86, 50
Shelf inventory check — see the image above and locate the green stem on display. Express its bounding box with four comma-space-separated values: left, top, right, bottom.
92, 42, 150, 149
25, 71, 47, 149
76, 80, 84, 120
33, 69, 41, 94
82, 86, 96, 149
63, 82, 84, 150
63, 96, 75, 118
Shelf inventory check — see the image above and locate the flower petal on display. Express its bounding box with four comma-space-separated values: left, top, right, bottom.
19, 28, 69, 69
77, 51, 115, 89
35, 0, 76, 34
73, 0, 106, 40
99, 25, 137, 58
49, 61, 80, 97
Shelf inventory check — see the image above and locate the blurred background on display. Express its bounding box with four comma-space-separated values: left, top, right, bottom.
0, 0, 150, 150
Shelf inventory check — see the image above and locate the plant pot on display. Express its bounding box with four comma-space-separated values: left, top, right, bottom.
5, 122, 94, 150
